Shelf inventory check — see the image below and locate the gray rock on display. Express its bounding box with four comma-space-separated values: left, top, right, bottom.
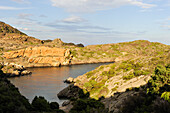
62, 100, 70, 107
57, 84, 81, 99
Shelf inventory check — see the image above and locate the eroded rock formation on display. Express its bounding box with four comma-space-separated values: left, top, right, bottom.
4, 46, 72, 67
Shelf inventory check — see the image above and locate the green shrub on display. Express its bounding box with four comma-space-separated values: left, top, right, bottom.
71, 99, 87, 111
0, 69, 3, 76
123, 73, 135, 80
133, 70, 149, 76
84, 82, 93, 90
31, 96, 51, 112
50, 102, 59, 110
87, 99, 104, 109
101, 69, 115, 78
161, 92, 170, 103
78, 89, 90, 99
0, 64, 3, 69
55, 109, 65, 113
0, 78, 31, 113
89, 79, 97, 86
69, 98, 105, 113
147, 64, 170, 97
112, 86, 118, 92
86, 71, 96, 78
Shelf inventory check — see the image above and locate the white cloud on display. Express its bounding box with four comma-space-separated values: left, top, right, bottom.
0, 6, 30, 10
62, 16, 86, 23
50, 0, 156, 12
130, 0, 156, 8
19, 27, 29, 31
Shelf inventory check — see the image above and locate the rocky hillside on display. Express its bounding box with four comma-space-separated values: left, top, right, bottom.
0, 22, 43, 54
58, 64, 170, 113
70, 40, 169, 64
0, 21, 26, 36
0, 22, 81, 67
62, 41, 170, 99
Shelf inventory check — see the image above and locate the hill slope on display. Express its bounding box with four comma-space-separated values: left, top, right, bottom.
60, 40, 170, 99
0, 21, 26, 36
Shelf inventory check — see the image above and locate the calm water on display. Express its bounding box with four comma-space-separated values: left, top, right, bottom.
8, 63, 111, 104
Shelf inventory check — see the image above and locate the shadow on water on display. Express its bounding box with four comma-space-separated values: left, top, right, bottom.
8, 63, 111, 104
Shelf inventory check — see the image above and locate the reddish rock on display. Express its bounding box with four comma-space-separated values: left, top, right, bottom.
4, 46, 72, 67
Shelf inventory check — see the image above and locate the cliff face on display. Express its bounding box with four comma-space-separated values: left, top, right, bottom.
4, 46, 72, 67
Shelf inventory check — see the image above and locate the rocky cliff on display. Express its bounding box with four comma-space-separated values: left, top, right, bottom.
4, 46, 72, 67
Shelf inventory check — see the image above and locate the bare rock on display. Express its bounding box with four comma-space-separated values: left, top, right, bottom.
52, 38, 63, 44
4, 46, 72, 67
64, 77, 74, 83
62, 100, 70, 107
21, 70, 32, 75
57, 84, 81, 99
1, 63, 32, 77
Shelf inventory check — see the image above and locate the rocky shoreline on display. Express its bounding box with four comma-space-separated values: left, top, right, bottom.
0, 62, 32, 77
71, 60, 115, 65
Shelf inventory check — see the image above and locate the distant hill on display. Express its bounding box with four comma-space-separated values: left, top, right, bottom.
0, 21, 26, 36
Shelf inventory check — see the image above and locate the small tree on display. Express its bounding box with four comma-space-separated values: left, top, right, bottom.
31, 96, 51, 112
50, 102, 59, 110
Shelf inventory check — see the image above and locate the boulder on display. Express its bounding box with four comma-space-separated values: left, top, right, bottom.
11, 70, 20, 76
21, 70, 32, 75
64, 77, 74, 83
57, 84, 81, 99
62, 101, 70, 107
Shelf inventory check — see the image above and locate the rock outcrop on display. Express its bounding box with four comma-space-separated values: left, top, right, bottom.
101, 90, 140, 113
57, 84, 81, 99
0, 63, 31, 77
64, 77, 75, 83
3, 46, 72, 67
52, 38, 63, 44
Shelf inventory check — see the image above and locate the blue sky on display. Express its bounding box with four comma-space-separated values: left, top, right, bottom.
0, 0, 170, 45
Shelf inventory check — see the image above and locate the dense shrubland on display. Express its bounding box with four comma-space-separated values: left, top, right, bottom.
69, 98, 106, 113
119, 64, 170, 113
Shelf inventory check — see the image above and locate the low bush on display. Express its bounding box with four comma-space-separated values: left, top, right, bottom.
69, 98, 105, 113
31, 96, 51, 112
50, 102, 59, 110
123, 73, 135, 80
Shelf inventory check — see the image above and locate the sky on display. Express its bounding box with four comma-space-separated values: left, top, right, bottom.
0, 0, 170, 45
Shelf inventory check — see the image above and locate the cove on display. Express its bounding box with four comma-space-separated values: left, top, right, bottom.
8, 63, 111, 104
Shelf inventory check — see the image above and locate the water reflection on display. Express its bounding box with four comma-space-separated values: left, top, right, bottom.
8, 63, 111, 104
